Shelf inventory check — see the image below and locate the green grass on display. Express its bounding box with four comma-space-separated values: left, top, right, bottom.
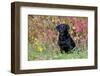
53, 49, 88, 59
28, 44, 88, 61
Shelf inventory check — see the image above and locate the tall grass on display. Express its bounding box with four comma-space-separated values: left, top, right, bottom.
28, 44, 88, 61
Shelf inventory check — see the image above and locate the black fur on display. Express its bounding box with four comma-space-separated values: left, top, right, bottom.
56, 24, 75, 53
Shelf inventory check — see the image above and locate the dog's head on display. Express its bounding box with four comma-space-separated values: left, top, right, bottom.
56, 24, 70, 33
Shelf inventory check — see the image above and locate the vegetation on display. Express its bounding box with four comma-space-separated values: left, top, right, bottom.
28, 15, 88, 60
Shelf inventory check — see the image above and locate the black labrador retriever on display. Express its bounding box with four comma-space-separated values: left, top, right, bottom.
56, 24, 75, 53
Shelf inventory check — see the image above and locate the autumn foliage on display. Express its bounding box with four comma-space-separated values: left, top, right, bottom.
28, 15, 88, 60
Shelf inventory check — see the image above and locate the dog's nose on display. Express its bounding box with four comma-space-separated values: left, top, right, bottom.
59, 29, 64, 33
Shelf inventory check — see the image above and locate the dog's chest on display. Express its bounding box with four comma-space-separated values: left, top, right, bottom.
58, 35, 71, 44
59, 34, 69, 41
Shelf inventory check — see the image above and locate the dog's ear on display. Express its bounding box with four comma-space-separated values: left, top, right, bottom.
56, 25, 60, 32
65, 24, 70, 30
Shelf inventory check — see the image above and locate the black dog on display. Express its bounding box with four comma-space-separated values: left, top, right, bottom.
56, 24, 75, 53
